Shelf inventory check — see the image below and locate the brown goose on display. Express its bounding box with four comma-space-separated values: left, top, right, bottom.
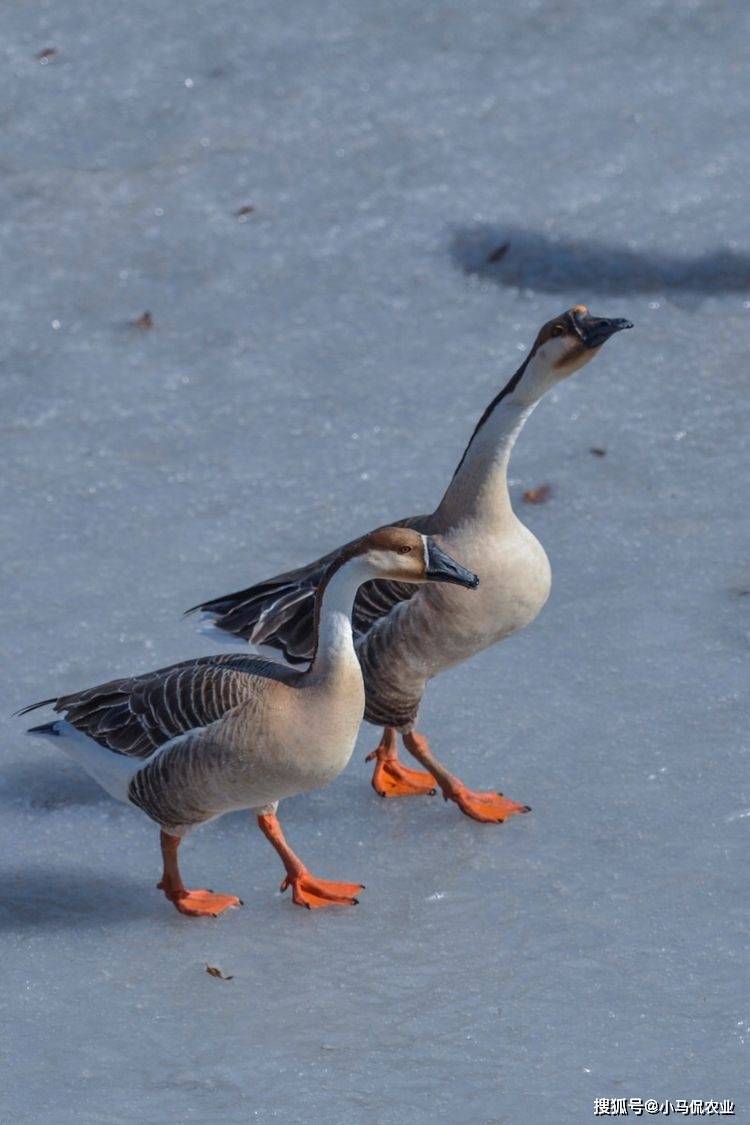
19, 528, 477, 917
189, 306, 632, 823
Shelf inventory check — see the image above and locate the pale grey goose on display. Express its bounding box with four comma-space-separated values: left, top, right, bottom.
190, 306, 632, 824
19, 528, 477, 916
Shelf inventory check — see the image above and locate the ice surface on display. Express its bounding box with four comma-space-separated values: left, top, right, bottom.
2, 1, 749, 1122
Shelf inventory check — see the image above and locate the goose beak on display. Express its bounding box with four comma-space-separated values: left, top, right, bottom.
425, 541, 479, 589
575, 310, 634, 349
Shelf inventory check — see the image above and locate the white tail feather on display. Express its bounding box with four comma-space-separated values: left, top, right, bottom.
30, 722, 148, 803
195, 612, 250, 648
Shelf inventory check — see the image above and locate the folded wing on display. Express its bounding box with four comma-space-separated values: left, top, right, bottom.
19, 653, 298, 758
188, 517, 429, 663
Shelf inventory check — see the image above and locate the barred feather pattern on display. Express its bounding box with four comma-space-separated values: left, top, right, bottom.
358, 627, 422, 728
356, 593, 438, 730
127, 724, 251, 832
24, 653, 300, 758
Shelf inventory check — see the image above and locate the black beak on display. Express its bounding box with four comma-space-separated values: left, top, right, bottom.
425, 540, 479, 589
574, 311, 634, 349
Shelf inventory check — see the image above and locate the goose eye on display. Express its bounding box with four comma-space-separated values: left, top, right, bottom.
550, 323, 565, 337
397, 545, 412, 555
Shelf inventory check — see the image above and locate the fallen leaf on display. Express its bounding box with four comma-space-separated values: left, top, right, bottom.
235, 205, 255, 222
132, 311, 154, 330
590, 447, 607, 457
36, 47, 58, 64
205, 964, 233, 981
522, 484, 551, 504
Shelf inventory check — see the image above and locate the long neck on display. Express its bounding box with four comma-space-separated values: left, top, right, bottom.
308, 560, 368, 681
436, 357, 545, 527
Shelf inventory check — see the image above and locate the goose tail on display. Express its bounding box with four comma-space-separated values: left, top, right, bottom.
13, 697, 58, 718
25, 720, 143, 804
26, 721, 60, 736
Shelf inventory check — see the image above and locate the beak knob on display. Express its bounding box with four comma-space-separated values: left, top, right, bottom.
575, 311, 634, 348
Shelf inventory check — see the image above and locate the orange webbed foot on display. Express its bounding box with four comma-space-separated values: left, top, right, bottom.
159, 881, 242, 917
366, 747, 437, 798
444, 785, 531, 824
281, 871, 364, 909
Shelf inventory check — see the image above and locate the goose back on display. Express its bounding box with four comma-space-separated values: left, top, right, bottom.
21, 653, 301, 758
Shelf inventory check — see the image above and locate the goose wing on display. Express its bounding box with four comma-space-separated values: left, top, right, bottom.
19, 653, 299, 758
188, 516, 430, 663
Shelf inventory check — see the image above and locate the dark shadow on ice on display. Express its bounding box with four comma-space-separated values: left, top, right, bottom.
0, 867, 158, 931
1, 759, 114, 809
450, 224, 750, 296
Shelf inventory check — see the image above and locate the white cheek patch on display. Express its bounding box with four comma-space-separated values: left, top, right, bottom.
421, 536, 430, 572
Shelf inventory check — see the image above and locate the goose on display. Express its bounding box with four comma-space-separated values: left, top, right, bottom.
189, 306, 632, 823
18, 528, 478, 916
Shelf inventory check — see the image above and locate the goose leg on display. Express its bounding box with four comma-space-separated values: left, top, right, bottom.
402, 731, 531, 824
157, 831, 242, 917
257, 813, 364, 909
365, 726, 437, 797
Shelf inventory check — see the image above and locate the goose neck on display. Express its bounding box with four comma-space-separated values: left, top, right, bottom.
437, 396, 537, 527
308, 560, 368, 681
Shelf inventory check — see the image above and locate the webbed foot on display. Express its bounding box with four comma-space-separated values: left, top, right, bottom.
158, 881, 242, 917
281, 871, 364, 909
366, 744, 437, 797
443, 784, 531, 824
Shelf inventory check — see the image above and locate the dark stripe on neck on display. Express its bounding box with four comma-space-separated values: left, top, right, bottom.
451, 354, 531, 479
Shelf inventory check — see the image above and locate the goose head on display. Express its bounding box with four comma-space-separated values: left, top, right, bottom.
510, 304, 633, 404
352, 527, 479, 589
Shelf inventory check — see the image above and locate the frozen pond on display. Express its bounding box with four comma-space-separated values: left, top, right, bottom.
2, 2, 748, 1121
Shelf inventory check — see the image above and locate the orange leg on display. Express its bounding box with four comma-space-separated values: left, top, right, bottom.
365, 726, 437, 798
257, 813, 364, 909
157, 831, 242, 917
402, 731, 531, 824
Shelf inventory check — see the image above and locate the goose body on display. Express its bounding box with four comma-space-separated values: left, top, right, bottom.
356, 517, 551, 729
20, 529, 478, 915
192, 306, 632, 820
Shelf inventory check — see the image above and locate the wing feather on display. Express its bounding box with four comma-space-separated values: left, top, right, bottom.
190, 516, 431, 662
24, 653, 300, 758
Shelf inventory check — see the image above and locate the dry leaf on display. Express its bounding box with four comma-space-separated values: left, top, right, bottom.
132, 311, 154, 330
590, 447, 607, 458
522, 484, 551, 504
36, 47, 58, 64
205, 964, 233, 981
487, 241, 509, 264
235, 205, 255, 222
